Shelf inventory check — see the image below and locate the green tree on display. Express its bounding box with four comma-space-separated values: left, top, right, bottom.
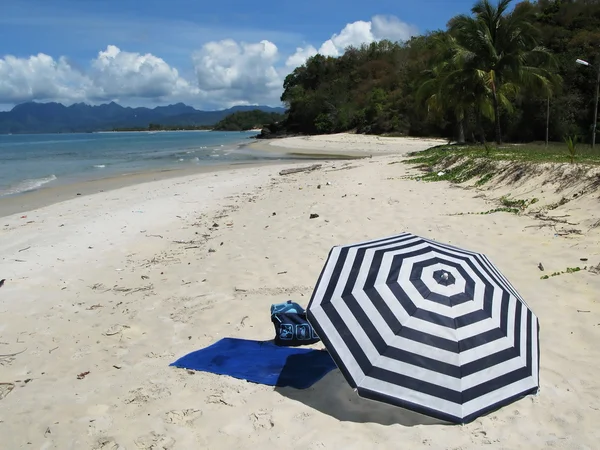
274, 0, 600, 144
213, 110, 286, 131
418, 34, 493, 143
447, 0, 556, 144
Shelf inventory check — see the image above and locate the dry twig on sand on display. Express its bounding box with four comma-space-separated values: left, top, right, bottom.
0, 348, 27, 358
0, 348, 27, 366
279, 164, 322, 176
532, 212, 578, 226
112, 284, 154, 295
554, 228, 582, 236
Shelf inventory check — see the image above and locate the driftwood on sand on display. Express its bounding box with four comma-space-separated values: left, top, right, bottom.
279, 164, 322, 176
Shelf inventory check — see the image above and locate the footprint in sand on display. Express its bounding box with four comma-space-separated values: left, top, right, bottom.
250, 409, 275, 430
218, 408, 274, 437
206, 385, 246, 407
164, 409, 202, 426
92, 437, 125, 450
125, 383, 171, 406
470, 429, 494, 446
103, 324, 130, 336
134, 431, 175, 449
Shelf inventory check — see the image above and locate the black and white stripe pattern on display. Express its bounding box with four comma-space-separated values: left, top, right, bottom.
307, 233, 539, 424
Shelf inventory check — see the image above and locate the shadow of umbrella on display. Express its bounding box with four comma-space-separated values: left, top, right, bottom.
275, 353, 446, 427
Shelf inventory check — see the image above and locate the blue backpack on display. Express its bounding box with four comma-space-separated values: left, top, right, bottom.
270, 301, 320, 346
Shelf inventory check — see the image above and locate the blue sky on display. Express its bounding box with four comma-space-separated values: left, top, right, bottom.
0, 0, 480, 109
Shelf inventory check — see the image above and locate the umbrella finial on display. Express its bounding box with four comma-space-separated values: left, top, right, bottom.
441, 272, 449, 281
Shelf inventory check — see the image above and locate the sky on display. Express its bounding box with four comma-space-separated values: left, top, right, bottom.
0, 0, 478, 111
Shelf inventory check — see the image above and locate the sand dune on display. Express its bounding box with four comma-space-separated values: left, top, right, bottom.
0, 134, 599, 449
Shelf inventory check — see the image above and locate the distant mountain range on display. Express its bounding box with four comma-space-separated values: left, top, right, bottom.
0, 102, 286, 134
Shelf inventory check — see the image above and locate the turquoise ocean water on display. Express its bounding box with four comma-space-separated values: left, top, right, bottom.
0, 131, 282, 197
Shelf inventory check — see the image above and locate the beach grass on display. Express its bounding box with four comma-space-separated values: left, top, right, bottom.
403, 141, 600, 184
407, 141, 600, 165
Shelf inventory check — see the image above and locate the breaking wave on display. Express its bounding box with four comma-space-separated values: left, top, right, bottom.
0, 174, 57, 197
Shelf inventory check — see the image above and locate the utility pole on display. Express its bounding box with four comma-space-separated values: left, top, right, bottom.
593, 63, 600, 149
546, 96, 550, 148
576, 58, 600, 149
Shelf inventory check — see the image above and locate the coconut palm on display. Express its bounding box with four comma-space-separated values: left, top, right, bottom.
417, 34, 508, 144
447, 0, 556, 144
417, 36, 469, 143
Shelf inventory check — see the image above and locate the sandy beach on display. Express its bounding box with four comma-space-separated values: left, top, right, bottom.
1, 134, 599, 449
252, 133, 449, 157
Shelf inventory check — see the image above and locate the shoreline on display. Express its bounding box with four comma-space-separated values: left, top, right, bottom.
0, 136, 336, 218
0, 130, 261, 207
0, 158, 326, 218
2, 133, 440, 218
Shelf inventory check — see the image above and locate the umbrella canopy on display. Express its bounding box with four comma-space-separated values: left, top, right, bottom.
307, 232, 539, 424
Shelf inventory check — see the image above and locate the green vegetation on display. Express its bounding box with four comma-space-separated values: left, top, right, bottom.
110, 110, 286, 132
449, 195, 539, 216
541, 266, 585, 279
565, 135, 578, 163
407, 142, 600, 168
475, 172, 495, 186
403, 141, 600, 188
500, 196, 539, 209
451, 207, 521, 216
213, 110, 286, 131
272, 0, 600, 146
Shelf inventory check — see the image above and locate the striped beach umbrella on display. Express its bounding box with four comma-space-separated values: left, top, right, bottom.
307, 232, 539, 424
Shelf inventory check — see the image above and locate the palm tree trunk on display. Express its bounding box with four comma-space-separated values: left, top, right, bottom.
475, 108, 485, 143
457, 118, 465, 144
490, 79, 502, 145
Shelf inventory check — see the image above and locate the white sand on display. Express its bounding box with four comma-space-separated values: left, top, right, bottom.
261, 133, 448, 156
1, 134, 599, 449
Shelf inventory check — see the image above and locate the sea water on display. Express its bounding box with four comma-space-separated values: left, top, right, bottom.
0, 131, 280, 197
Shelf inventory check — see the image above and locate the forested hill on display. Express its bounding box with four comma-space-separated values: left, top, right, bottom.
213, 110, 286, 131
268, 0, 600, 145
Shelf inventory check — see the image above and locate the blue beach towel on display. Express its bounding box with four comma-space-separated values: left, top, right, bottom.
170, 338, 337, 389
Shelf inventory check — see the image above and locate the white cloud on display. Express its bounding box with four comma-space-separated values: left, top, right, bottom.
0, 14, 418, 109
319, 20, 374, 57
0, 46, 196, 105
371, 15, 419, 42
89, 45, 196, 100
286, 15, 418, 69
192, 39, 281, 106
0, 53, 91, 104
284, 45, 318, 70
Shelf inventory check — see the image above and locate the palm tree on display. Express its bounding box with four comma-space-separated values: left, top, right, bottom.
417, 34, 504, 144
448, 0, 556, 144
417, 36, 468, 143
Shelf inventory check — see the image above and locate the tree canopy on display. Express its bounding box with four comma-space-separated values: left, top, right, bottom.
212, 110, 286, 131
273, 0, 600, 145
